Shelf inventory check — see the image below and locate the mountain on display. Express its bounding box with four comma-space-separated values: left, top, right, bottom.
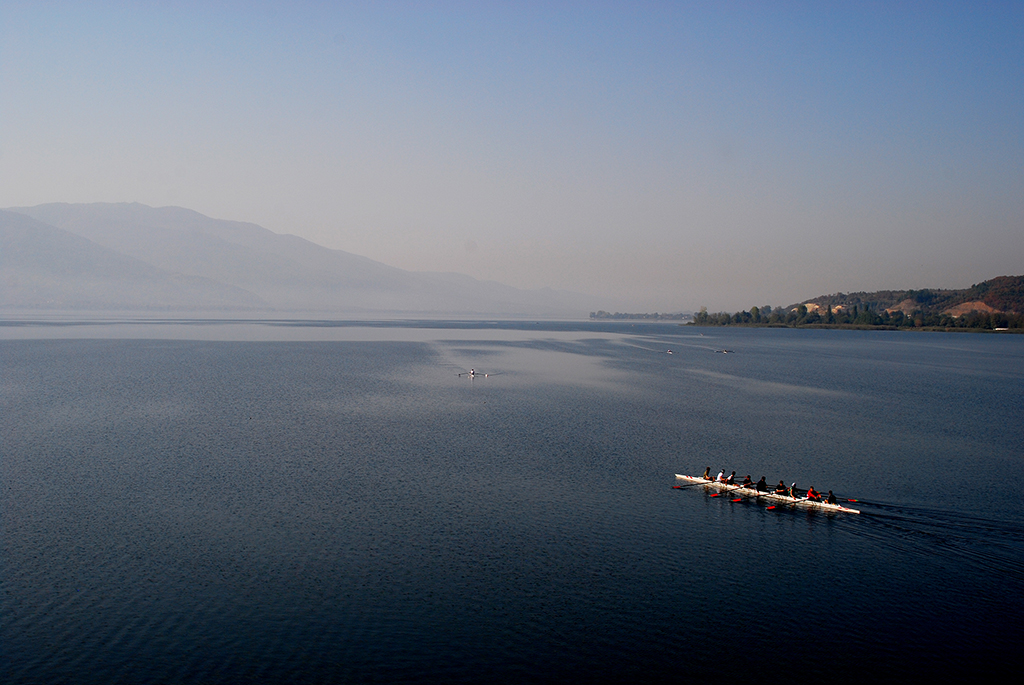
0, 210, 268, 310
797, 276, 1024, 316
3, 203, 597, 315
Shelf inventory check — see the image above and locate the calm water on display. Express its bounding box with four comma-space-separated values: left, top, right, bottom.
2, 320, 1022, 682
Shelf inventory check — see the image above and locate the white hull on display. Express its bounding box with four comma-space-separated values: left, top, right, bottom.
675, 475, 860, 514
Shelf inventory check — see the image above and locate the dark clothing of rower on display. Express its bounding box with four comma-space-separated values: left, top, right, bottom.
788, 483, 799, 499
725, 471, 736, 485
826, 491, 837, 505
741, 475, 753, 488
774, 481, 788, 495
755, 477, 768, 492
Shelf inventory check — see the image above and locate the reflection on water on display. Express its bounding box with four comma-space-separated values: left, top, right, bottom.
681, 367, 860, 398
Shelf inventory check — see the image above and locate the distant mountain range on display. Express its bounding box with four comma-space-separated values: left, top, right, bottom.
797, 276, 1024, 316
1, 203, 599, 316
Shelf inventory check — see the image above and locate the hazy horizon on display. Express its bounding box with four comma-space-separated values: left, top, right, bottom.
2, 3, 1022, 312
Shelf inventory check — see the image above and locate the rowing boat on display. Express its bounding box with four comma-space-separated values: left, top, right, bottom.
674, 475, 861, 514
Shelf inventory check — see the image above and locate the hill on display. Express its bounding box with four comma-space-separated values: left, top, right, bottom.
0, 210, 268, 310
798, 276, 1024, 317
3, 203, 598, 316
690, 275, 1024, 330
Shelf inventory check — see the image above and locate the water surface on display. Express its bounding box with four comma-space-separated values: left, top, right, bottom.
2, 320, 1022, 681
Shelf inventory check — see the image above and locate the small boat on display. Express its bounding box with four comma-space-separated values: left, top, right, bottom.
674, 475, 860, 514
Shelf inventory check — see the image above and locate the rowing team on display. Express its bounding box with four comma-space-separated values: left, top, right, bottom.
700, 467, 837, 505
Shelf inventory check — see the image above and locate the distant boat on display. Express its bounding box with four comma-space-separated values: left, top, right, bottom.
458, 368, 502, 379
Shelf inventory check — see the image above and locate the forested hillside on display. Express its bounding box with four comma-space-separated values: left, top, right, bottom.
691, 275, 1024, 330
801, 275, 1024, 316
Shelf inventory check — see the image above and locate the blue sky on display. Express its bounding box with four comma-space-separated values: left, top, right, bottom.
2, 2, 1021, 310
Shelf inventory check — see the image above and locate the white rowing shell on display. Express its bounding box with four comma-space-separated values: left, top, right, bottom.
675, 475, 861, 514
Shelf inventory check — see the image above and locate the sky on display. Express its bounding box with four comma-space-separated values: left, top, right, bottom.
2, 1, 1022, 312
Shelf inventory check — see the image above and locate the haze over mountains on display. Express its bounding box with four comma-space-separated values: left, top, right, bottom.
1, 203, 602, 316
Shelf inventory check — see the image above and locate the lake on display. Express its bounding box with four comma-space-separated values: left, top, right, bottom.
2, 319, 1022, 682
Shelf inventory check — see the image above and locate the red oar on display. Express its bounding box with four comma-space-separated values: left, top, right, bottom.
716, 481, 743, 496
709, 485, 737, 498
713, 483, 744, 499
672, 481, 711, 489
732, 483, 754, 501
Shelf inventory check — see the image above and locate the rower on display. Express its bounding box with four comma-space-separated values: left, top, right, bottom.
806, 486, 821, 501
788, 483, 799, 499
756, 476, 768, 492
725, 471, 736, 485
826, 490, 837, 505
741, 475, 753, 488
701, 467, 711, 481
774, 480, 788, 495
717, 470, 727, 482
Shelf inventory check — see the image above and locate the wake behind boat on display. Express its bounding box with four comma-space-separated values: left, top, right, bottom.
675, 474, 860, 514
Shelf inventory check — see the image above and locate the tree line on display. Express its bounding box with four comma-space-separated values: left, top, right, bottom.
689, 304, 1023, 330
